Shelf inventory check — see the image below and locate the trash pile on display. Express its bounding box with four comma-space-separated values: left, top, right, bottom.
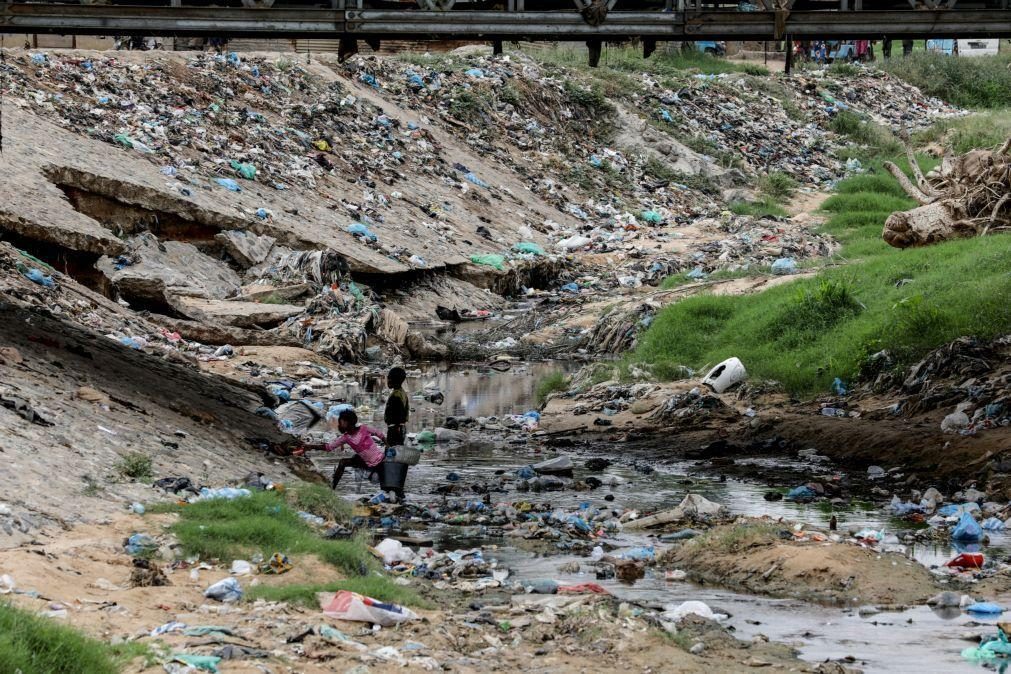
785, 68, 963, 131
342, 53, 724, 252
646, 73, 840, 184
2, 52, 441, 195
684, 214, 837, 276
861, 335, 1011, 436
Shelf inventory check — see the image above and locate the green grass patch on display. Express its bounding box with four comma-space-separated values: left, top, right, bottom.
729, 197, 788, 218
535, 370, 570, 405
660, 267, 766, 290
246, 576, 428, 609
882, 51, 1011, 109
153, 490, 426, 607
913, 110, 1011, 154
525, 43, 767, 77
287, 483, 352, 523
829, 110, 903, 161
0, 602, 151, 673
631, 156, 1011, 394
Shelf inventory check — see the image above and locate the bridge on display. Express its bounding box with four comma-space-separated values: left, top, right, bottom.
2, 2, 1011, 49
4, 1, 1011, 40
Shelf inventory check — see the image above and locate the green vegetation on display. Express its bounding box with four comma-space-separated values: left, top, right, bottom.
536, 371, 570, 405
644, 158, 719, 194
729, 198, 788, 218
115, 452, 152, 481
448, 88, 489, 122
526, 43, 768, 77
882, 51, 1011, 109
0, 602, 151, 673
287, 483, 352, 523
829, 110, 903, 161
660, 267, 763, 290
828, 62, 862, 78
246, 575, 424, 608
151, 491, 423, 606
759, 171, 799, 202
563, 80, 613, 116
913, 110, 1011, 154
630, 157, 1011, 394
688, 522, 781, 554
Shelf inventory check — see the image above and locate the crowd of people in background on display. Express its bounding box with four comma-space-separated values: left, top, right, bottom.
795, 38, 921, 64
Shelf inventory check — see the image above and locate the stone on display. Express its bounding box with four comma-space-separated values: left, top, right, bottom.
97, 233, 241, 302
215, 230, 276, 268
174, 297, 304, 329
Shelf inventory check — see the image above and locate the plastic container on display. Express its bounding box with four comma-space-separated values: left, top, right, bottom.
387, 446, 421, 466
701, 357, 747, 393
946, 553, 985, 570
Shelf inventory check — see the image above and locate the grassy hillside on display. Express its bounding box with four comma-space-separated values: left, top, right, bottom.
629, 156, 1011, 394
882, 52, 1011, 109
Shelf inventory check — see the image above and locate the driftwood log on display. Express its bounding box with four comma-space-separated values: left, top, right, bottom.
882, 139, 1011, 248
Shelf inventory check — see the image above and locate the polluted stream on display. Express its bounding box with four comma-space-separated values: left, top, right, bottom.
308, 362, 1003, 673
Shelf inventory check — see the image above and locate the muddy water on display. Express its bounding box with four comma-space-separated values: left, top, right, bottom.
314, 363, 1002, 673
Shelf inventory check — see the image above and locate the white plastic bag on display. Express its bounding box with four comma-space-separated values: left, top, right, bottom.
204, 577, 243, 602
320, 591, 419, 626
661, 600, 727, 622
375, 538, 416, 566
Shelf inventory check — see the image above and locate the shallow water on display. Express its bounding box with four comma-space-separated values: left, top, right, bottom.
313, 363, 1004, 673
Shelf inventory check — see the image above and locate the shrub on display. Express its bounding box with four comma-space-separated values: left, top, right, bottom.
115, 452, 152, 481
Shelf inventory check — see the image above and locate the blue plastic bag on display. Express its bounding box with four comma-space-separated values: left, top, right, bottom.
347, 223, 378, 242
786, 485, 816, 503
215, 178, 241, 192
982, 517, 1005, 531
771, 257, 797, 275
952, 512, 983, 542
966, 602, 1004, 615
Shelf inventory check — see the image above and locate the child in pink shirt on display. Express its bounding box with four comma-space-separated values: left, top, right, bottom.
326, 409, 386, 488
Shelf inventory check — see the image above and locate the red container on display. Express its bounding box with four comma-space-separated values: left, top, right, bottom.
946, 553, 985, 570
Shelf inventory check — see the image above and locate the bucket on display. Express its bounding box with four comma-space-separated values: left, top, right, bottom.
380, 461, 409, 495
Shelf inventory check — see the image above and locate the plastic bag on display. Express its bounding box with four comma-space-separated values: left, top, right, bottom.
771, 257, 797, 275
470, 254, 505, 271
171, 654, 221, 672
320, 591, 419, 626
952, 512, 983, 542
640, 210, 662, 224
229, 160, 257, 180
513, 242, 545, 256
274, 400, 325, 435
966, 602, 1004, 615
661, 600, 727, 622
375, 538, 415, 565
204, 577, 243, 602
347, 223, 378, 242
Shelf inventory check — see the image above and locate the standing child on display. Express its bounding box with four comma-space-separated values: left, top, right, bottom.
325, 409, 385, 488
384, 367, 410, 447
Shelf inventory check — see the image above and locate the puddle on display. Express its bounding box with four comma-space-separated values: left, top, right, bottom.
311, 362, 1000, 673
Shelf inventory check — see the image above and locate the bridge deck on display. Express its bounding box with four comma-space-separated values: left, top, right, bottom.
3, 3, 1011, 41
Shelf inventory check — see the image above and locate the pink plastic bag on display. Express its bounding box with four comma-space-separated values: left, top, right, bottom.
320, 591, 419, 626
